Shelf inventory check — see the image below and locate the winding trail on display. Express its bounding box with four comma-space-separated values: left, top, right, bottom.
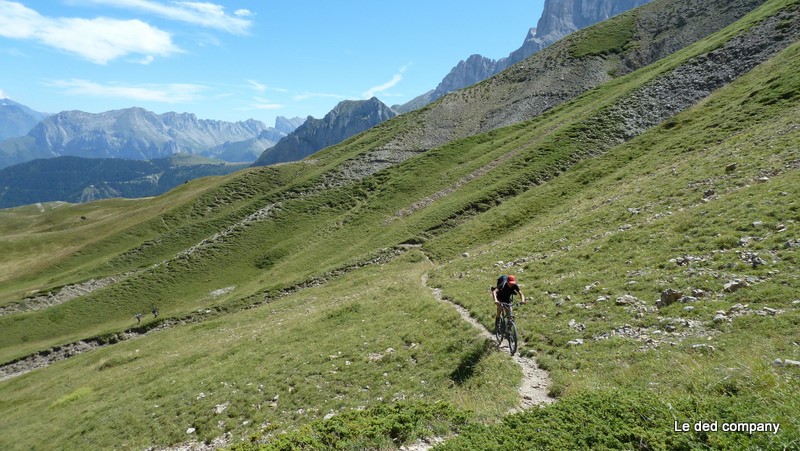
421, 273, 554, 412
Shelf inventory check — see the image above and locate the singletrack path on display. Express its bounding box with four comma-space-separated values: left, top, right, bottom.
421, 273, 554, 412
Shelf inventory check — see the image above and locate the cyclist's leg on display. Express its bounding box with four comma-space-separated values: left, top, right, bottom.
503, 303, 513, 320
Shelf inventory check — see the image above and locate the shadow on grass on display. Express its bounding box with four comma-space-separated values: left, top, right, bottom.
450, 339, 494, 385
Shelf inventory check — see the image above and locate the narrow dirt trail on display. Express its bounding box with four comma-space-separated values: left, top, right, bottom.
421, 273, 555, 412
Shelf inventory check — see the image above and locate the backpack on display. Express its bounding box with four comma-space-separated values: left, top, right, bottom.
496, 275, 509, 291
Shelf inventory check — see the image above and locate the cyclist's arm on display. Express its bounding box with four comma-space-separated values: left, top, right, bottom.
491, 288, 500, 304
517, 289, 526, 304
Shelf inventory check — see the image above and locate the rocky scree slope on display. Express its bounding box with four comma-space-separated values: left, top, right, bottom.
324, 0, 773, 185
394, 0, 653, 113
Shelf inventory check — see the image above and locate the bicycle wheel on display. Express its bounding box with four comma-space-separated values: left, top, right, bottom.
506, 320, 518, 356
494, 315, 505, 345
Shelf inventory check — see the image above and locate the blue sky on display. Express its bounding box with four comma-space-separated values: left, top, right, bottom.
0, 1, 545, 126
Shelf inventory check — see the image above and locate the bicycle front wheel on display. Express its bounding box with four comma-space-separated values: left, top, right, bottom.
495, 316, 505, 346
507, 321, 518, 356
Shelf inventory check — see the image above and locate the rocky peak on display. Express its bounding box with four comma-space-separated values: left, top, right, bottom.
0, 98, 50, 141
253, 98, 397, 166
535, 0, 652, 39
433, 55, 499, 99
274, 116, 306, 134
404, 0, 653, 110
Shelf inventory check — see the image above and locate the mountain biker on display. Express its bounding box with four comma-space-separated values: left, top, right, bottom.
491, 275, 526, 331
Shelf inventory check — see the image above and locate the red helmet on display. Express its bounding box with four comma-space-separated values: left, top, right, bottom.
507, 275, 517, 284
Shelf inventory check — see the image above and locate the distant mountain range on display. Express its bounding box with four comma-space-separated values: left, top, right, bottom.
393, 0, 653, 113
253, 97, 396, 166
0, 106, 304, 169
0, 98, 50, 142
0, 153, 248, 208
0, 0, 652, 208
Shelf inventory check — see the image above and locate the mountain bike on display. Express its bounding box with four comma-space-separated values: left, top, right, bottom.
494, 296, 518, 356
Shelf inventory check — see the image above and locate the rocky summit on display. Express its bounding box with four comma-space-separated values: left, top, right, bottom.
252, 97, 397, 166
393, 0, 653, 113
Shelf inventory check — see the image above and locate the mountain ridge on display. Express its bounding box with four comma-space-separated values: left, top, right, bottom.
252, 97, 397, 166
393, 0, 653, 113
0, 108, 304, 169
0, 98, 50, 142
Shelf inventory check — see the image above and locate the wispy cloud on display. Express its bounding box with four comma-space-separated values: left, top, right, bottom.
246, 80, 288, 94
362, 64, 409, 99
0, 1, 181, 64
47, 79, 207, 103
247, 80, 267, 93
0, 88, 8, 99
81, 0, 254, 35
250, 97, 283, 110
292, 92, 348, 101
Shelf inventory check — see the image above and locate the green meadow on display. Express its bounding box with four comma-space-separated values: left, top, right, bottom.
1, 0, 798, 449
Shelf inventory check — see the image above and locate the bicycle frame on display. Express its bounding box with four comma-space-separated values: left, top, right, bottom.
496, 301, 518, 355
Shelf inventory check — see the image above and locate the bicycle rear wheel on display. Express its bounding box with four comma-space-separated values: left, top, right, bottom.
507, 321, 518, 356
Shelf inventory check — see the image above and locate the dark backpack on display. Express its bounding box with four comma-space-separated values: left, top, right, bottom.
496, 275, 509, 291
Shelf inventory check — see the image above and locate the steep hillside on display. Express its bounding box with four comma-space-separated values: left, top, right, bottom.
0, 0, 798, 449
394, 0, 653, 113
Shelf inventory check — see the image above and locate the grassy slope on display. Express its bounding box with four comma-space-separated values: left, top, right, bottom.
0, 0, 798, 449
0, 0, 785, 359
0, 251, 517, 450
427, 42, 800, 451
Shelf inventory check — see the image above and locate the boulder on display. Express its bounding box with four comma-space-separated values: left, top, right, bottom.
723, 279, 749, 293
657, 289, 683, 307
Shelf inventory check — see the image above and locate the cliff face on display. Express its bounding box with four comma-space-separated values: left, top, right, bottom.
253, 98, 396, 166
430, 54, 500, 101
395, 0, 653, 113
536, 0, 651, 37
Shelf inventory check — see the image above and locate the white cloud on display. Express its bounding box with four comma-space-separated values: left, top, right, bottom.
0, 1, 181, 64
47, 79, 207, 103
292, 92, 348, 101
246, 80, 288, 94
247, 80, 267, 93
0, 88, 8, 99
83, 0, 253, 35
362, 64, 409, 99
251, 101, 283, 110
